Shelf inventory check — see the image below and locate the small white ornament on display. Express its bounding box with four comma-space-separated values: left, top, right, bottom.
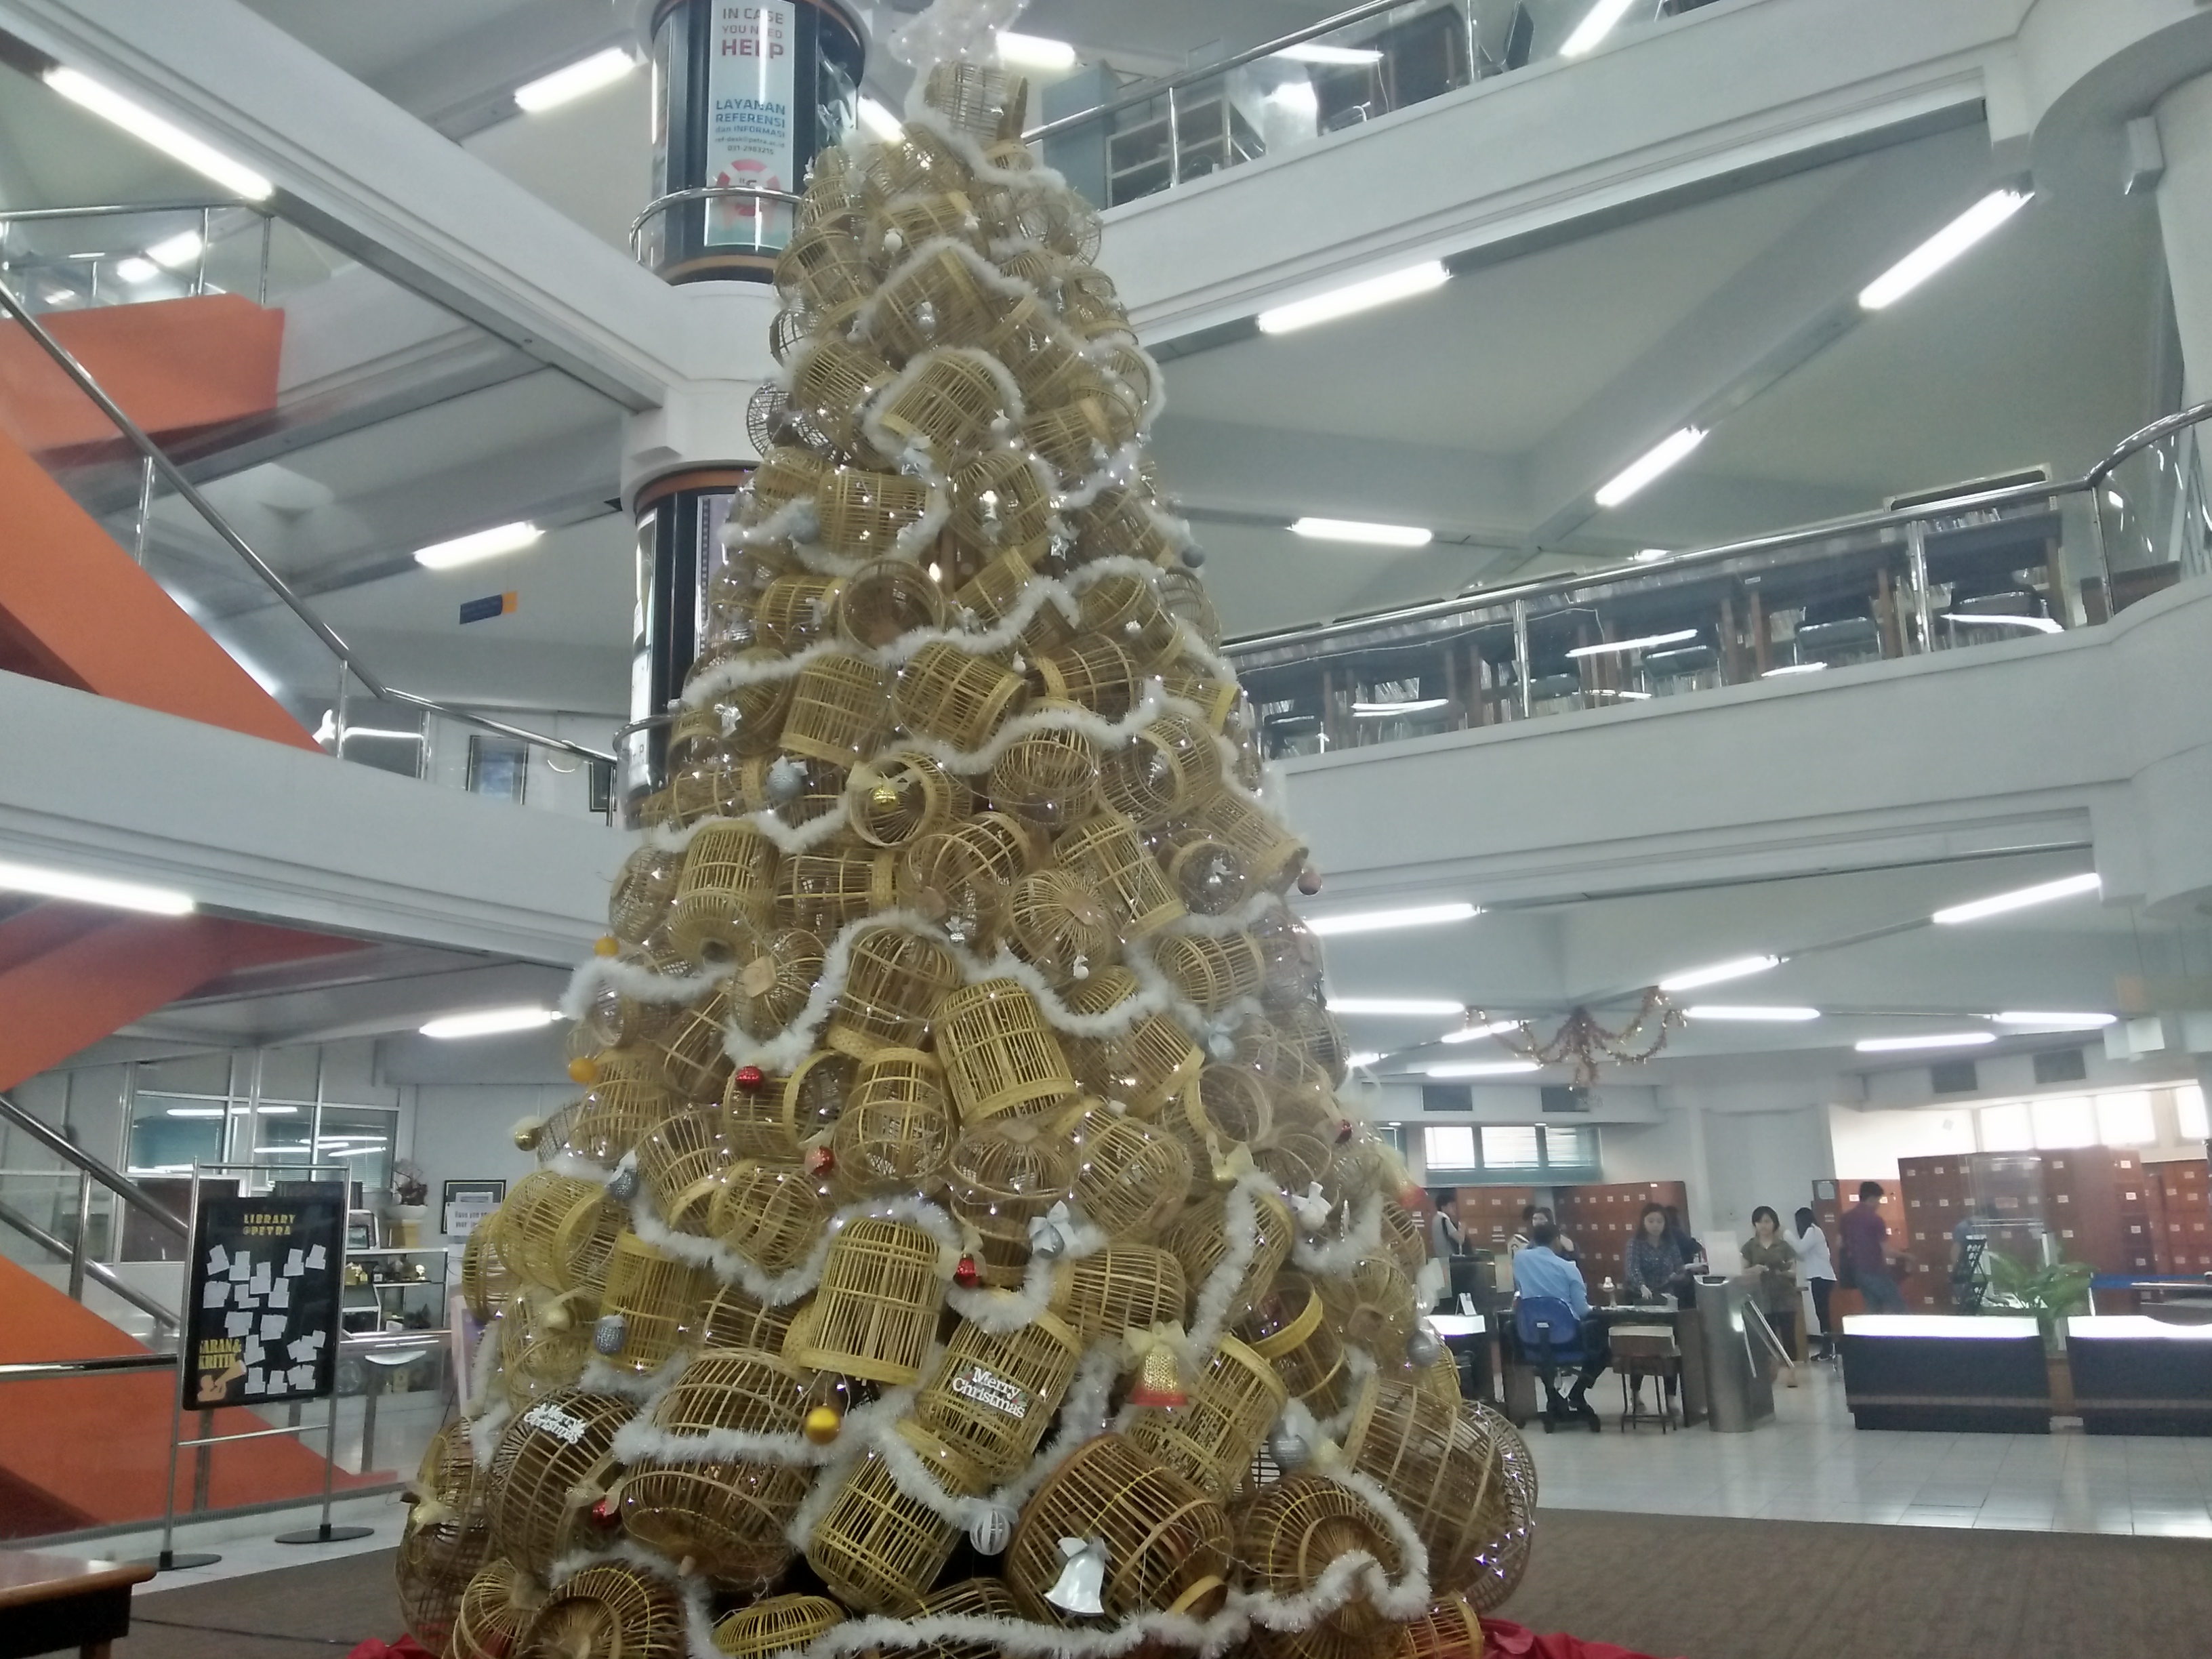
765, 756, 806, 804
1408, 1323, 1445, 1369
592, 1313, 627, 1356
1293, 1181, 1333, 1232
968, 1505, 1016, 1556
1043, 1536, 1107, 1617
604, 1166, 640, 1204
1267, 1427, 1311, 1469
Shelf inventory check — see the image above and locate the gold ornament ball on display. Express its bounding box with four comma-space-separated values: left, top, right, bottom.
511, 1115, 545, 1150
568, 1056, 600, 1084
803, 1406, 842, 1446
594, 935, 621, 956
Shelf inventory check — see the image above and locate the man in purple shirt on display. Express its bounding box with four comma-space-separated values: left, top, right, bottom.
1839, 1181, 1908, 1313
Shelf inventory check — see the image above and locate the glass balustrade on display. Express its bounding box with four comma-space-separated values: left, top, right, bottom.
1230, 405, 2212, 761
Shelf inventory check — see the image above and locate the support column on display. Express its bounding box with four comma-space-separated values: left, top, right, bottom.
623, 465, 752, 805
2156, 74, 2212, 403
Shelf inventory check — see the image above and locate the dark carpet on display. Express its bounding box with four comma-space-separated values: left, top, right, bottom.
112, 1509, 2212, 1659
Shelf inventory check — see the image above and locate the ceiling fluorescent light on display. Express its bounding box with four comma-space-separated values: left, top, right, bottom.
1657, 954, 1782, 993
1859, 188, 2031, 310
415, 521, 542, 571
1931, 872, 2100, 926
43, 68, 273, 201
1561, 0, 1639, 57
420, 1006, 562, 1040
1307, 901, 1479, 937
114, 255, 160, 284
165, 1106, 226, 1118
857, 96, 904, 140
1683, 1005, 1821, 1022
1565, 628, 1699, 659
1856, 1031, 1999, 1053
1441, 1019, 1523, 1044
1258, 262, 1450, 334
515, 48, 639, 112
1992, 1011, 2116, 1029
1634, 548, 1671, 564
1327, 996, 1468, 1018
1595, 427, 1706, 507
1290, 517, 1433, 547
998, 31, 1078, 70
1351, 699, 1449, 716
148, 228, 203, 268
1275, 43, 1385, 65
0, 857, 194, 916
1345, 1050, 1386, 1069
1940, 612, 2062, 635
1427, 1060, 1541, 1078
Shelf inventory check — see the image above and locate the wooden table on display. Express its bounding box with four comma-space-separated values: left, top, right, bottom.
0, 1552, 156, 1659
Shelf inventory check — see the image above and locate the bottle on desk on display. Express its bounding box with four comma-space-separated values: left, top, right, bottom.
1601, 1276, 1618, 1306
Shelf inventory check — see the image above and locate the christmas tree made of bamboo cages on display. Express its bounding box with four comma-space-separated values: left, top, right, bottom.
399, 16, 1537, 1659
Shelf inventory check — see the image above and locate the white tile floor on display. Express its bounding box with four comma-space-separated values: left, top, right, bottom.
15, 1488, 412, 1589
1526, 1358, 2212, 1536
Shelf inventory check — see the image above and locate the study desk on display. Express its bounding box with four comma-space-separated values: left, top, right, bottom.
0, 1552, 155, 1659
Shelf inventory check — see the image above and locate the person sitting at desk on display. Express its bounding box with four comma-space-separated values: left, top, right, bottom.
1512, 1223, 1606, 1431
1623, 1202, 1694, 1305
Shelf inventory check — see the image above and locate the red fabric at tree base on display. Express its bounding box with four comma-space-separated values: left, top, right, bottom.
1486, 1616, 1684, 1659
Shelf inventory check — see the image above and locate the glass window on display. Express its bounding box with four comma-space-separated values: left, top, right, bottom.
467, 735, 529, 801
126, 1095, 226, 1176
314, 1107, 398, 1193
2095, 1091, 2155, 1146
1423, 1126, 1477, 1172
2031, 1095, 2097, 1149
1542, 1124, 1599, 1172
1481, 1125, 1542, 1171
1980, 1102, 2033, 1151
2178, 1084, 2209, 1141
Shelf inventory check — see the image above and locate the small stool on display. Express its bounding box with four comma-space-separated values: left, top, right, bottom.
1610, 1324, 1680, 1432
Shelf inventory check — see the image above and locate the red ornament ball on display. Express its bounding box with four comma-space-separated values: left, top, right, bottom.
1296, 864, 1324, 896
1335, 1118, 1356, 1144
954, 1253, 981, 1290
588, 1495, 622, 1530
805, 1145, 836, 1178
735, 1065, 766, 1092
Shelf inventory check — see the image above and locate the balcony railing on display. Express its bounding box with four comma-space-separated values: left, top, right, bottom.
1226, 402, 2212, 760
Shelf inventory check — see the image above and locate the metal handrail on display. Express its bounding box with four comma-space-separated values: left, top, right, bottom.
0, 1196, 181, 1332
0, 1092, 186, 1240
0, 1353, 179, 1381
1021, 0, 1418, 142
630, 184, 806, 255
0, 199, 249, 223
1224, 398, 2212, 662
0, 270, 615, 767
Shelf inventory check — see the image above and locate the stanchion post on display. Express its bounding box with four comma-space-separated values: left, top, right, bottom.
156, 1164, 220, 1572
275, 1167, 370, 1545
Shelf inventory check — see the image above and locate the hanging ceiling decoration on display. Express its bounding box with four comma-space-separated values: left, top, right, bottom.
1496, 989, 1680, 1086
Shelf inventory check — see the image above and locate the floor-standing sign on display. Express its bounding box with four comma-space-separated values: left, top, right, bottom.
157, 1168, 359, 1570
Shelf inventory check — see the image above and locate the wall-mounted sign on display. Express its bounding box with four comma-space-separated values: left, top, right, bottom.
459, 592, 518, 625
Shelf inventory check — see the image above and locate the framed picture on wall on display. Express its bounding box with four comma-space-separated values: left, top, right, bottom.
442, 1179, 508, 1239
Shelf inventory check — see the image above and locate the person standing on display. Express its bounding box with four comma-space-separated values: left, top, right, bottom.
1793, 1206, 1837, 1359
1839, 1181, 1908, 1313
1740, 1206, 1801, 1385
1622, 1203, 1689, 1304
1429, 1190, 1469, 1261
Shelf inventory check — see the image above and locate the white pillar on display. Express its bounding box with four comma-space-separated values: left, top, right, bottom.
2156, 74, 2212, 404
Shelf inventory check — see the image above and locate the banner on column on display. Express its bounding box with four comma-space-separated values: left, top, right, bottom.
181, 1181, 345, 1409
706, 3, 796, 249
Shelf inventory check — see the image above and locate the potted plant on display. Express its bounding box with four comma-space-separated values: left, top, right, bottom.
388, 1159, 430, 1248
1982, 1252, 2093, 1409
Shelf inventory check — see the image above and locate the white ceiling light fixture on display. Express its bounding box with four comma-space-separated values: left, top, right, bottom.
1275, 43, 1385, 65
1344, 1050, 1386, 1069
1305, 901, 1479, 937
148, 228, 203, 269
0, 857, 194, 916
1595, 426, 1706, 507
1290, 517, 1434, 548
1561, 0, 1640, 58
515, 47, 640, 112
1683, 1005, 1822, 1022
44, 68, 274, 201
1565, 628, 1699, 659
1327, 996, 1468, 1018
1858, 188, 2032, 311
1931, 872, 2100, 926
1441, 1019, 1523, 1044
998, 31, 1078, 70
1940, 612, 2063, 636
415, 520, 543, 571
113, 255, 161, 284
1351, 698, 1449, 716
1992, 1011, 2117, 1030
165, 1106, 226, 1118
420, 1006, 562, 1040
1856, 1031, 1999, 1053
1427, 1060, 1542, 1078
1657, 954, 1782, 993
857, 96, 904, 140
1258, 261, 1450, 335
1634, 548, 1671, 564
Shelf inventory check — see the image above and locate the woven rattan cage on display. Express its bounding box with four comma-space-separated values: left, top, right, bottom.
751, 445, 834, 513
872, 350, 1012, 457
815, 468, 935, 556
1096, 714, 1219, 828
500, 1288, 592, 1404
450, 1559, 540, 1659
863, 121, 970, 202
1185, 789, 1307, 888
1021, 398, 1115, 485
1394, 1597, 1486, 1659
1236, 1476, 1407, 1659
1007, 1433, 1231, 1624
710, 1595, 846, 1659
945, 443, 1055, 554
775, 847, 897, 937
794, 1216, 946, 1382
672, 823, 779, 967
979, 295, 1080, 400
618, 1349, 815, 1586
943, 1120, 1068, 1285
1324, 1131, 1409, 1213
895, 1578, 1023, 1659
486, 1392, 634, 1575
1149, 564, 1219, 647
823, 924, 962, 1057
790, 338, 894, 459
951, 545, 1058, 643
828, 1048, 955, 1200
1238, 1270, 1351, 1418
872, 245, 1008, 361
1166, 838, 1252, 917
1076, 573, 1179, 666
667, 757, 747, 827
562, 1061, 675, 1167
714, 1060, 800, 1163
701, 666, 796, 760
1069, 485, 1179, 569
636, 1111, 730, 1236
597, 1232, 716, 1375
1059, 1101, 1189, 1240
461, 1216, 517, 1322
986, 716, 1101, 832
1157, 664, 1242, 733
833, 558, 947, 651
1378, 1201, 1431, 1281
846, 750, 972, 848
776, 222, 875, 310
1343, 1378, 1519, 1603
1163, 1185, 1294, 1324
1252, 1123, 1338, 1195
1153, 931, 1265, 1015
1250, 912, 1326, 1012
781, 653, 895, 767
752, 573, 845, 652
731, 926, 825, 1040
1273, 1000, 1353, 1088
1055, 814, 1185, 939
872, 188, 985, 263
1179, 1065, 1274, 1181
805, 1420, 985, 1613
894, 828, 1009, 949
1028, 638, 1139, 718
1048, 1245, 1189, 1342
1319, 1256, 1418, 1364
701, 1282, 806, 1353
396, 1498, 489, 1657
574, 971, 680, 1057
609, 844, 686, 945
708, 1156, 832, 1273
744, 754, 851, 825
1058, 966, 1204, 1117
498, 1171, 625, 1295
914, 1307, 1083, 1477
1004, 867, 1117, 986
935, 979, 1078, 1123
1126, 1334, 1286, 1500
893, 641, 1029, 750
642, 987, 737, 1104
922, 61, 1029, 141
518, 1563, 688, 1659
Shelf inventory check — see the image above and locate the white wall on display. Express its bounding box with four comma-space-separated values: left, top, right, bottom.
403, 1082, 565, 1245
